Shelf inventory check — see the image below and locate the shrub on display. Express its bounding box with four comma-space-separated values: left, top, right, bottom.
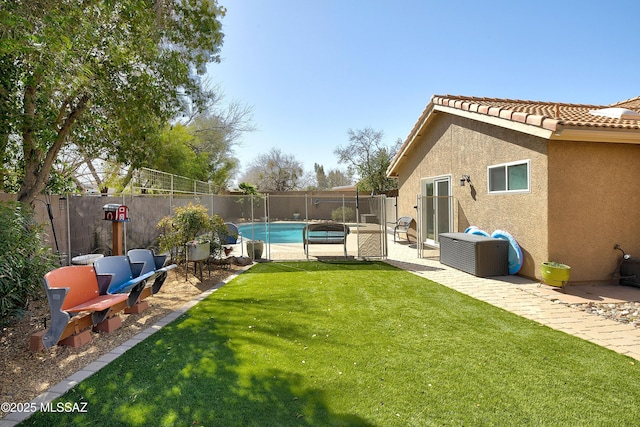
331, 206, 355, 222
0, 201, 57, 325
156, 203, 228, 262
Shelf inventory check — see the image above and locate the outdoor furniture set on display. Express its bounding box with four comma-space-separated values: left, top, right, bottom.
33, 249, 176, 351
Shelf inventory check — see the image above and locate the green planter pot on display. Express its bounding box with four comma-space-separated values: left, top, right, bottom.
247, 241, 264, 260
541, 262, 571, 287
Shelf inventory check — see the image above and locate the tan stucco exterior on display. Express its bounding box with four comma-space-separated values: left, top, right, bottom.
393, 110, 640, 283
395, 113, 548, 279
547, 140, 640, 283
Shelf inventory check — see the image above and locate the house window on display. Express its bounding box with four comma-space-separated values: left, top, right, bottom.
488, 160, 530, 194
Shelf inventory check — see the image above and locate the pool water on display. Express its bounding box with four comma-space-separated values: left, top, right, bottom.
237, 222, 306, 243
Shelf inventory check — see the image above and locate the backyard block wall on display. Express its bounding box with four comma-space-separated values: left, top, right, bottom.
22, 191, 383, 264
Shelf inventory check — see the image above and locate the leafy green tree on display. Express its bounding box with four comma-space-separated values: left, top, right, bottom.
183, 103, 253, 190
0, 53, 18, 192
154, 124, 211, 180
0, 0, 226, 204
334, 128, 400, 194
238, 182, 259, 195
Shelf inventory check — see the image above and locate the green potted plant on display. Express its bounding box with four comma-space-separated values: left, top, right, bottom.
156, 203, 214, 262
540, 261, 571, 287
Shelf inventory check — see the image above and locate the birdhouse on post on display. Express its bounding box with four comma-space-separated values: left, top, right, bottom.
102, 204, 130, 255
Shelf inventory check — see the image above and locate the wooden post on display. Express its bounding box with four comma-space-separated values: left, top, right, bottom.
112, 221, 124, 255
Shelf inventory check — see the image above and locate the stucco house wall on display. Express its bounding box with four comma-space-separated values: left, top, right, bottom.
395, 113, 549, 279
548, 140, 640, 283
390, 94, 640, 284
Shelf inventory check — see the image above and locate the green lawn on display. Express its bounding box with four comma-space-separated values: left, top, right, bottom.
22, 261, 640, 426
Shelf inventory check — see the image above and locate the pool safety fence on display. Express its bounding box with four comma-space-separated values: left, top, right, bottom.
37, 193, 392, 264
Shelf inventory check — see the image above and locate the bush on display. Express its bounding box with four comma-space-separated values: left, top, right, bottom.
156, 203, 228, 262
0, 201, 57, 325
331, 206, 355, 222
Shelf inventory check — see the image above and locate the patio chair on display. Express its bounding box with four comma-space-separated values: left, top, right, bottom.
390, 216, 413, 243
221, 222, 244, 257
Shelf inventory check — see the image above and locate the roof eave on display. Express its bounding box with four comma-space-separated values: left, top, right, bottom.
387, 101, 437, 177
435, 105, 556, 139
387, 97, 640, 178
550, 127, 640, 143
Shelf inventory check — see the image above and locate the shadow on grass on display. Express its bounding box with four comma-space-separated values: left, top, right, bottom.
19, 260, 640, 426
21, 282, 374, 427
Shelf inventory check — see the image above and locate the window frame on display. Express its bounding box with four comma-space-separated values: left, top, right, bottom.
487, 159, 531, 194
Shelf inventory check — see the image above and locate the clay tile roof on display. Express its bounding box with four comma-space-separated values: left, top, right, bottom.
432, 94, 640, 131
612, 96, 640, 109
388, 94, 640, 177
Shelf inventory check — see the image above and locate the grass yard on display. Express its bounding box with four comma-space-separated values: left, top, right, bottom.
22, 261, 640, 426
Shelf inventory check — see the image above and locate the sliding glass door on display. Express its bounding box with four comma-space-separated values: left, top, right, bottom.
420, 176, 452, 247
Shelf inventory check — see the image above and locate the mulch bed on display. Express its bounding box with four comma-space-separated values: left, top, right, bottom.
0, 264, 244, 418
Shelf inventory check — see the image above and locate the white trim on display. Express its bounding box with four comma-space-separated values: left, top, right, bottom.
420, 174, 453, 246
487, 159, 531, 195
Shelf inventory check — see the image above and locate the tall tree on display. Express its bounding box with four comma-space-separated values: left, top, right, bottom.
334, 127, 400, 194
310, 163, 352, 190
327, 168, 353, 188
0, 0, 226, 204
314, 163, 328, 190
241, 148, 304, 191
183, 101, 254, 191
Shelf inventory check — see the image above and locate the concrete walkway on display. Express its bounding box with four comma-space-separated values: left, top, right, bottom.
4, 237, 640, 425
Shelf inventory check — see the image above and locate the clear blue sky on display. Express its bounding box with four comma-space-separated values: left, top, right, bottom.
207, 0, 640, 182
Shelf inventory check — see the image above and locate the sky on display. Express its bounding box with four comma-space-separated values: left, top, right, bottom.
207, 0, 640, 183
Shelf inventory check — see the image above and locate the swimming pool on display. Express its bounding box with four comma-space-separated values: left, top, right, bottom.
237, 222, 306, 243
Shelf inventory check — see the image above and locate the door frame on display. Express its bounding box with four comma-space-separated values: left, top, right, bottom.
420, 175, 453, 247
